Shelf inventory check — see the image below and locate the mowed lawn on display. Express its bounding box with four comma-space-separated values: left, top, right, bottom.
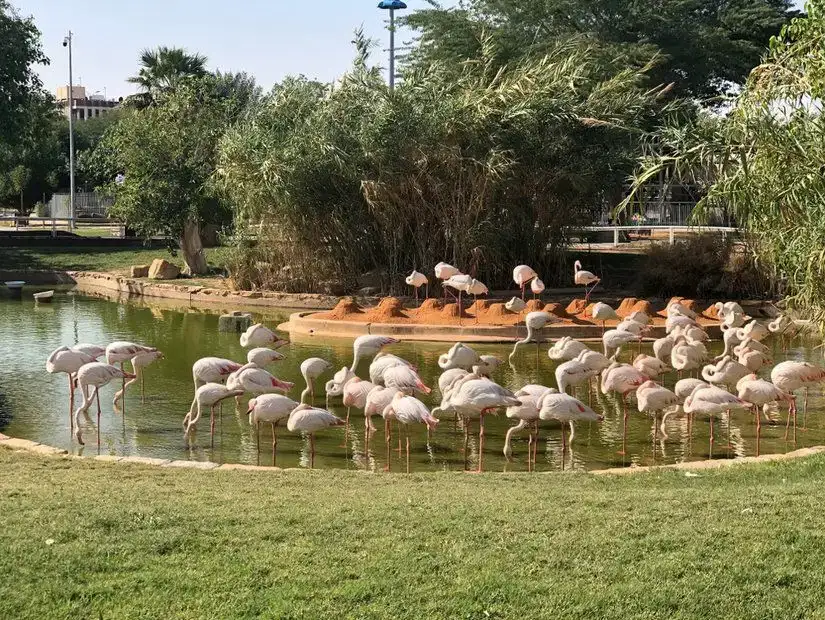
3, 450, 825, 619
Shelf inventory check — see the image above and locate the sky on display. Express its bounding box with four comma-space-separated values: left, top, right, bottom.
12, 0, 806, 101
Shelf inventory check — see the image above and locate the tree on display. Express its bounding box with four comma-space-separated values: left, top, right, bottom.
403, 0, 801, 101
91, 77, 247, 275
126, 46, 208, 107
622, 1, 825, 325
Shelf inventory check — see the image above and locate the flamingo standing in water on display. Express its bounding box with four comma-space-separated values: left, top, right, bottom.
509, 311, 557, 362
601, 362, 647, 455
247, 347, 286, 367
573, 261, 600, 302
114, 349, 164, 405
513, 265, 538, 300
538, 391, 603, 468
683, 383, 748, 457
240, 324, 287, 349
105, 341, 158, 412
299, 357, 333, 405
433, 374, 521, 472
382, 392, 439, 473
351, 335, 398, 372
438, 342, 480, 371
342, 378, 377, 449
364, 385, 398, 441
46, 346, 97, 430
434, 262, 461, 303
183, 383, 245, 445
72, 343, 106, 360
286, 404, 345, 469
247, 394, 300, 465
406, 270, 429, 304
736, 374, 793, 452
771, 361, 825, 436
382, 364, 431, 397
636, 381, 679, 446
503, 385, 555, 470
548, 337, 588, 362
633, 354, 670, 379
602, 329, 636, 359
192, 357, 243, 390
74, 362, 135, 445
369, 353, 414, 385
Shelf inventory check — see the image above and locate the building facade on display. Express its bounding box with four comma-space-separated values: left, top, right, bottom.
56, 85, 120, 121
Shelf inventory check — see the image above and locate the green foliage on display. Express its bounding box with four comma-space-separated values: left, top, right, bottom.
624, 1, 825, 326
403, 0, 800, 102
125, 46, 209, 108
217, 38, 676, 293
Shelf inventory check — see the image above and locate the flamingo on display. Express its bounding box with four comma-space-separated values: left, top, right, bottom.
434, 262, 461, 303
716, 327, 744, 361
734, 337, 769, 356
771, 361, 825, 435
683, 383, 748, 457
503, 385, 556, 469
467, 279, 489, 322
667, 302, 697, 320
183, 383, 245, 444
701, 356, 750, 390
239, 324, 286, 349
438, 342, 480, 371
505, 297, 527, 313
653, 335, 675, 365
509, 311, 557, 362
666, 314, 697, 334
46, 346, 96, 430
247, 347, 286, 367
660, 378, 709, 437
71, 343, 106, 359
299, 357, 333, 405
591, 302, 618, 334
438, 368, 470, 398
737, 349, 772, 372
114, 349, 164, 405
513, 265, 538, 300
73, 362, 135, 445
548, 337, 588, 362
671, 336, 706, 377
555, 358, 594, 395
325, 366, 357, 401
530, 278, 545, 300
537, 391, 602, 468
406, 270, 428, 304
192, 357, 243, 390
601, 362, 647, 455
368, 353, 414, 385
382, 392, 439, 473
736, 320, 769, 342
714, 302, 747, 330
737, 374, 793, 451
286, 404, 345, 469
626, 310, 650, 325
433, 374, 520, 472
246, 394, 299, 464
351, 335, 398, 372
573, 261, 600, 302
105, 341, 157, 412
602, 329, 636, 359
617, 318, 648, 356
636, 380, 679, 445
443, 274, 474, 321
226, 363, 294, 407
576, 349, 613, 374
632, 354, 670, 379
768, 314, 793, 345
342, 378, 377, 440
364, 385, 398, 437
473, 355, 502, 377
382, 364, 431, 396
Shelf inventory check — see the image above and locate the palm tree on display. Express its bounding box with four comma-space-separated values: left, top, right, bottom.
126, 46, 208, 106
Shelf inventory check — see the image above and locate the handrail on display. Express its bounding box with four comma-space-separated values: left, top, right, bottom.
574, 225, 741, 247
0, 216, 124, 238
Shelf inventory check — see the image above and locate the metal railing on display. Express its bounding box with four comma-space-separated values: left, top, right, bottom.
577, 225, 740, 247
0, 216, 125, 238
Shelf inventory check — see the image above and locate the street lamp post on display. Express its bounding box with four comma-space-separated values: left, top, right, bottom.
63, 31, 75, 230
377, 1, 407, 91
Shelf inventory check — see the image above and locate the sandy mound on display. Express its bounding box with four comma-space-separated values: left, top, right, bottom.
704, 303, 721, 320
467, 299, 492, 316
487, 303, 508, 319
566, 299, 588, 316
320, 297, 363, 320
629, 300, 655, 316
364, 297, 407, 322
416, 298, 443, 313
544, 303, 567, 319
525, 299, 545, 313
616, 298, 640, 318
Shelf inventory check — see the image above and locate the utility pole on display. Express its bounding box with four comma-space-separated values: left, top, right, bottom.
377, 1, 407, 91
63, 31, 75, 230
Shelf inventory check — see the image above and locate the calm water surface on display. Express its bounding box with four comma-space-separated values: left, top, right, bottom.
1, 289, 822, 472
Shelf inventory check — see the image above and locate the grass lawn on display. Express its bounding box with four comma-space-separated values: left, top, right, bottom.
0, 245, 231, 278
2, 449, 825, 619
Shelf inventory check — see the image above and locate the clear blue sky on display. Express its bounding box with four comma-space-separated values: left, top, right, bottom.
12, 0, 806, 100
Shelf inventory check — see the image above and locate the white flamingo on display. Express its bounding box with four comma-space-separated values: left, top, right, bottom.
239, 324, 286, 349
736, 374, 793, 449
406, 270, 428, 303
701, 355, 750, 390
325, 366, 357, 400
113, 349, 164, 405
382, 392, 439, 473
192, 357, 243, 390
286, 404, 345, 468
299, 357, 333, 404
383, 364, 431, 396
510, 311, 557, 362
46, 346, 96, 430
548, 337, 588, 362
369, 353, 414, 385
555, 358, 594, 395
364, 385, 398, 436
530, 278, 545, 300
434, 262, 461, 303
667, 302, 697, 320
660, 378, 709, 435
246, 394, 299, 464
438, 342, 480, 371
771, 361, 825, 435
247, 347, 286, 367
591, 302, 618, 334
513, 265, 538, 300
537, 391, 602, 467
653, 335, 675, 365
351, 335, 398, 372
74, 363, 135, 445
503, 385, 556, 469
105, 341, 158, 411
443, 273, 474, 320
736, 320, 769, 342
636, 380, 679, 444
632, 354, 670, 379
671, 336, 706, 376
183, 383, 246, 445
573, 261, 600, 302
226, 363, 294, 405
737, 349, 772, 372
602, 329, 636, 359
71, 343, 106, 359
505, 297, 527, 313
342, 378, 377, 433
683, 383, 748, 456
601, 362, 647, 455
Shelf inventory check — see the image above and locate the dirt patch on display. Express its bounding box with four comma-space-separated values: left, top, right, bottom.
566, 299, 587, 316
364, 297, 408, 322
318, 297, 364, 320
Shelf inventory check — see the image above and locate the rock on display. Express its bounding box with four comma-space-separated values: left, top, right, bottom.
130, 265, 150, 278
148, 259, 180, 281
218, 311, 253, 333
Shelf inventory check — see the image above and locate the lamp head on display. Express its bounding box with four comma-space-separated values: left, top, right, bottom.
377, 0, 407, 9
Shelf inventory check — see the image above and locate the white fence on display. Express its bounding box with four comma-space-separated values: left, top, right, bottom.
577, 225, 740, 247
0, 216, 125, 238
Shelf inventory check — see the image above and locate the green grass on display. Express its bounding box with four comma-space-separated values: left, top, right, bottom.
0, 246, 231, 275
2, 448, 825, 619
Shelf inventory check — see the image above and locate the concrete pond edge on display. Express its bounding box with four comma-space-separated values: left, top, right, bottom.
2, 432, 824, 476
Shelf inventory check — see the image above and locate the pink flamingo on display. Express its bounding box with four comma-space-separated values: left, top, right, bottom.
73, 362, 135, 445
573, 261, 599, 302
247, 394, 300, 465
771, 361, 825, 435
46, 346, 96, 431
183, 383, 246, 445
601, 362, 647, 455
382, 392, 439, 473
286, 404, 345, 468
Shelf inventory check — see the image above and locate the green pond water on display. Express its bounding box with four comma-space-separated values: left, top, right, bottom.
0, 288, 822, 472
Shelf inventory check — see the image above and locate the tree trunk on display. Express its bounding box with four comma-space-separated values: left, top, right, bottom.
180, 218, 208, 276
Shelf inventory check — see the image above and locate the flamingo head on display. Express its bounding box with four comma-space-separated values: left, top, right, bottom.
247, 399, 257, 415
574, 260, 582, 271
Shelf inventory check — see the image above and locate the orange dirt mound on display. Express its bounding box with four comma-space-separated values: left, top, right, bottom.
616, 298, 640, 318
629, 300, 655, 316
417, 298, 443, 313
487, 303, 508, 318
321, 297, 363, 320
525, 299, 545, 313
577, 302, 597, 319
441, 303, 461, 318
467, 299, 492, 315
704, 303, 721, 320
364, 297, 407, 322
566, 299, 587, 316
544, 302, 567, 318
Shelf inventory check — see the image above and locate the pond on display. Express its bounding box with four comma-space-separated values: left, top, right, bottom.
0, 289, 821, 472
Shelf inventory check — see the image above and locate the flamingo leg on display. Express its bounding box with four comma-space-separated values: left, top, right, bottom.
210, 405, 215, 448
477, 412, 486, 473
527, 430, 533, 472
561, 422, 566, 471
533, 420, 539, 469
755, 406, 761, 457
397, 419, 402, 454
141, 371, 145, 404
802, 388, 808, 430
384, 418, 391, 473
271, 421, 277, 467
310, 433, 315, 469
726, 409, 732, 450
94, 386, 101, 447
256, 421, 260, 466
68, 374, 74, 432
709, 417, 714, 459
784, 400, 793, 441
120, 362, 126, 416
463, 420, 469, 471
617, 397, 628, 456
406, 431, 410, 474
341, 406, 350, 448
